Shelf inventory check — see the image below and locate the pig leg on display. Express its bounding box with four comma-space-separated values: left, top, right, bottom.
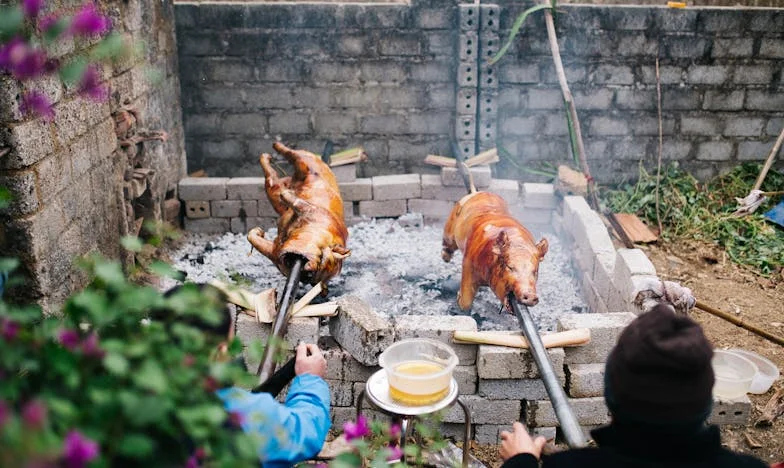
441, 203, 461, 262
259, 153, 290, 215
273, 142, 314, 180
247, 227, 275, 262
457, 255, 478, 311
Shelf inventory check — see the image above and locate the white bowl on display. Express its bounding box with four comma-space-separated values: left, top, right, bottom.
712, 350, 757, 400
727, 349, 780, 394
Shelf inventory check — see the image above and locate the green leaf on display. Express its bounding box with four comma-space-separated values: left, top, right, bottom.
147, 260, 185, 281
42, 17, 69, 45
489, 4, 551, 65
91, 32, 125, 60
133, 359, 167, 394
93, 260, 126, 288
0, 257, 19, 274
59, 57, 88, 86
71, 290, 110, 322
46, 396, 79, 420
118, 433, 156, 458
103, 352, 129, 376
330, 452, 363, 468
0, 6, 23, 40
0, 186, 12, 210
120, 236, 144, 252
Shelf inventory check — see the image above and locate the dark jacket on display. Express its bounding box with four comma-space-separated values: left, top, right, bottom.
502, 423, 767, 468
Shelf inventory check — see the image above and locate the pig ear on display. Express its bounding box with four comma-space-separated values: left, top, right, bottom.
536, 238, 549, 260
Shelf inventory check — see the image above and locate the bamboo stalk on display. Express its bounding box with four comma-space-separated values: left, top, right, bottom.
452, 328, 591, 349
295, 302, 339, 317
293, 282, 324, 313
328, 147, 367, 167
753, 126, 784, 191
465, 148, 499, 167
696, 300, 784, 347
209, 279, 257, 311
424, 154, 458, 167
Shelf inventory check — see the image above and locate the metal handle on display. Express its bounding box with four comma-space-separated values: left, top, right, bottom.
510, 295, 586, 448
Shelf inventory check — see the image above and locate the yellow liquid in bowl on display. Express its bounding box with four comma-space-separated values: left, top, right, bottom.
388, 360, 450, 405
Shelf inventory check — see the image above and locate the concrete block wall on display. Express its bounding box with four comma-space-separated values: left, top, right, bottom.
175, 1, 784, 183
0, 0, 186, 311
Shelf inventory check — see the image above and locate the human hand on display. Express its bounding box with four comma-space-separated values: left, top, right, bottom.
294, 343, 326, 378
499, 422, 546, 461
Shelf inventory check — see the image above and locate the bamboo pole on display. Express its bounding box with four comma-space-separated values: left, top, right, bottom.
752, 126, 784, 191
695, 300, 784, 347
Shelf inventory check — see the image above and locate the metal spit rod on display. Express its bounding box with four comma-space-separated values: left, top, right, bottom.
256, 257, 305, 385
510, 295, 586, 448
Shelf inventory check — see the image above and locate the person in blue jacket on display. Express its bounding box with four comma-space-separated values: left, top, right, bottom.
152, 283, 332, 467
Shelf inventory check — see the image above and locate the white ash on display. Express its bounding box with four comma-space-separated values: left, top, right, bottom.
168, 218, 587, 331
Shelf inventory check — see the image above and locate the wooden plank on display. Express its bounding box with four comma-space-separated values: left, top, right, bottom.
613, 213, 658, 243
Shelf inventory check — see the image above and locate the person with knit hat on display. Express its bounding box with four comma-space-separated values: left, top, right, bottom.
499, 303, 767, 468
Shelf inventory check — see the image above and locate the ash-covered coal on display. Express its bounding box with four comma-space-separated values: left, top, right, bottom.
168, 218, 587, 331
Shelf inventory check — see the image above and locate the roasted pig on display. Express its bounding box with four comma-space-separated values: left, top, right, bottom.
442, 191, 548, 310
248, 142, 350, 286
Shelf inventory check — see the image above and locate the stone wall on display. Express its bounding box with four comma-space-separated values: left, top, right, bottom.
0, 0, 186, 311
175, 1, 784, 183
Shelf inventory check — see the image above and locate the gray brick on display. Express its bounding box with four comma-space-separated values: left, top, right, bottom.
421, 174, 471, 202
588, 117, 630, 136
378, 88, 426, 109
3, 120, 55, 170
408, 112, 452, 134
566, 363, 605, 398
314, 113, 358, 134
407, 198, 454, 220
372, 174, 421, 200
521, 183, 556, 209
599, 8, 651, 30
699, 10, 743, 34
185, 200, 210, 219
336, 36, 365, 56
441, 395, 520, 425
359, 200, 407, 218
663, 141, 693, 160
640, 65, 683, 85
308, 62, 359, 84
184, 217, 231, 234
236, 313, 319, 351
478, 378, 549, 400
724, 118, 765, 137
501, 64, 539, 84
681, 116, 719, 135
325, 380, 354, 407
526, 397, 610, 427
615, 89, 656, 110
662, 88, 701, 110
712, 38, 754, 58
615, 34, 657, 57
562, 195, 593, 236
697, 141, 733, 161
269, 111, 310, 134
454, 365, 478, 395
379, 36, 422, 56
330, 407, 356, 428
557, 313, 637, 364
477, 345, 565, 382
738, 141, 773, 161
759, 39, 784, 58
201, 87, 246, 110
489, 179, 520, 207
329, 296, 393, 366
220, 113, 268, 136
179, 177, 229, 200
746, 91, 784, 111
708, 395, 751, 426
543, 113, 568, 136
732, 65, 773, 85
339, 178, 373, 201
663, 36, 709, 58
573, 89, 614, 110
703, 90, 744, 111
0, 170, 39, 216
687, 65, 730, 85
415, 8, 453, 29
767, 118, 784, 137
35, 150, 72, 204
226, 177, 265, 200
346, 359, 380, 384
527, 89, 563, 110
501, 115, 540, 136
360, 114, 406, 134
290, 87, 331, 108
590, 65, 634, 85
211, 200, 257, 218
393, 315, 478, 365
441, 166, 491, 189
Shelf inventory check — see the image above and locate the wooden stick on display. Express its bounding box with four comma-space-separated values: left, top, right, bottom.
755, 387, 784, 426
293, 282, 323, 313
655, 53, 664, 235
452, 328, 591, 349
465, 148, 499, 167
604, 210, 635, 249
295, 302, 339, 318
542, 3, 600, 211
424, 154, 458, 168
753, 126, 784, 191
695, 300, 784, 347
329, 148, 367, 167
209, 279, 257, 311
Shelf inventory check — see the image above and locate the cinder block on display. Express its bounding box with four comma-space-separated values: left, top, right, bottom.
613, 248, 656, 284
592, 251, 616, 298
566, 363, 605, 398
331, 164, 357, 183
573, 211, 615, 278
455, 365, 478, 395
511, 207, 552, 227
441, 166, 491, 189
522, 183, 557, 209
226, 177, 265, 200
211, 200, 257, 218
164, 199, 181, 225
441, 395, 520, 424
526, 397, 610, 427
235, 313, 319, 351
179, 177, 229, 200
581, 272, 610, 315
421, 174, 469, 202
322, 347, 346, 380
340, 178, 373, 201
359, 199, 407, 218
258, 197, 277, 217
325, 380, 354, 407
331, 407, 357, 428
372, 174, 421, 200
345, 357, 381, 383
231, 216, 277, 234
329, 296, 393, 366
708, 395, 751, 426
183, 217, 230, 234
477, 345, 565, 382
393, 315, 478, 365
488, 179, 520, 206
474, 425, 556, 444
562, 196, 593, 236
407, 198, 455, 220
185, 200, 210, 219
556, 313, 636, 364
478, 378, 549, 400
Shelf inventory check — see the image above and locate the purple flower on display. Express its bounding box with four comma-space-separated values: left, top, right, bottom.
63, 430, 99, 468
342, 415, 370, 441
388, 423, 401, 439
228, 411, 244, 428
58, 329, 80, 351
38, 13, 58, 32
20, 91, 54, 121
69, 3, 111, 36
0, 400, 9, 428
386, 445, 403, 462
77, 65, 108, 102
0, 39, 47, 79
80, 333, 104, 358
0, 38, 23, 69
21, 400, 47, 429
1, 318, 20, 341
22, 0, 44, 19
184, 456, 199, 468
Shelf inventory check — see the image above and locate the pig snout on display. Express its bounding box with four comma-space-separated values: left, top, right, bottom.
514, 283, 539, 306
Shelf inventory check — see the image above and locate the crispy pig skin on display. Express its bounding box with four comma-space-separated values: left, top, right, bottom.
442, 192, 548, 310
247, 142, 350, 286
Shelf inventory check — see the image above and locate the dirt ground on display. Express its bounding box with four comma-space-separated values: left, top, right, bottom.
465, 238, 784, 467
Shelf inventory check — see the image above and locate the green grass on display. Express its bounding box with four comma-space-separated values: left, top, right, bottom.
603, 162, 784, 276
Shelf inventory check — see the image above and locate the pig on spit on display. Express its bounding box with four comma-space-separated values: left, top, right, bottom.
442, 191, 548, 311
247, 142, 350, 289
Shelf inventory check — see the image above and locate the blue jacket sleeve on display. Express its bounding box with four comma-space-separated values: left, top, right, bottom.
216, 374, 331, 467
